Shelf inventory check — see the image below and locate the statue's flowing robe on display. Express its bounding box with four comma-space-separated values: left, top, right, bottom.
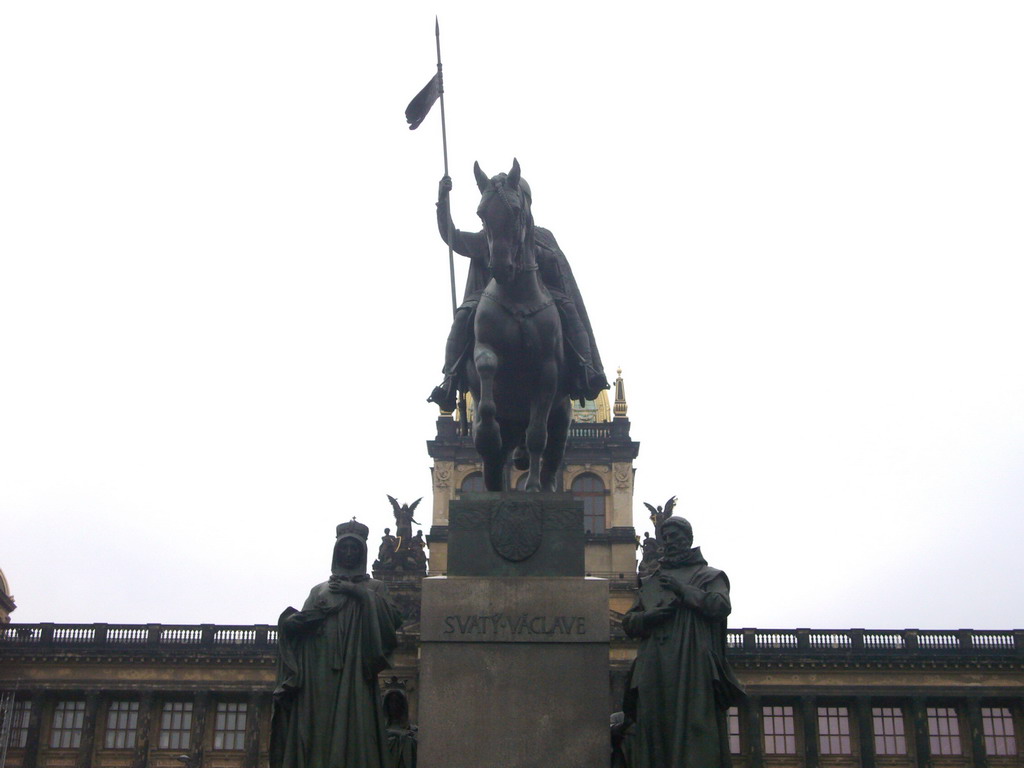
622, 552, 744, 768
270, 579, 403, 768
385, 728, 417, 768
394, 510, 415, 543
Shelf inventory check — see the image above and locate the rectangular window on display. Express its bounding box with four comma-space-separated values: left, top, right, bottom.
818, 706, 852, 755
982, 707, 1018, 756
872, 706, 907, 755
158, 702, 193, 750
572, 474, 606, 534
50, 701, 86, 749
104, 701, 139, 749
583, 509, 606, 535
927, 707, 962, 756
3, 700, 31, 748
763, 705, 797, 754
213, 702, 247, 751
727, 706, 741, 754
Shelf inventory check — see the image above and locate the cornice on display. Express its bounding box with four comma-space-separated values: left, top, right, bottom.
734, 655, 1024, 673
0, 651, 275, 666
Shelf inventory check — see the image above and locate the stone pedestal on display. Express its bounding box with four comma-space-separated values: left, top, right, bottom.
418, 493, 610, 768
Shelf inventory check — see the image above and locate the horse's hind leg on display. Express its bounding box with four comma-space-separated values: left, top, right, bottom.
540, 399, 570, 492
473, 343, 503, 491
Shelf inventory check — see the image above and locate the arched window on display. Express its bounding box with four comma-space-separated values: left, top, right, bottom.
572, 473, 606, 534
458, 472, 484, 497
514, 473, 529, 491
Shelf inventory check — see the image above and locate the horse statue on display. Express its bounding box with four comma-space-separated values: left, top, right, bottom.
464, 159, 571, 492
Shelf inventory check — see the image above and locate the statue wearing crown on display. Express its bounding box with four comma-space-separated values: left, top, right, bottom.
271, 520, 405, 768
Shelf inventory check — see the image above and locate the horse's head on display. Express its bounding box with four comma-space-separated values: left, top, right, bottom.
474, 158, 534, 285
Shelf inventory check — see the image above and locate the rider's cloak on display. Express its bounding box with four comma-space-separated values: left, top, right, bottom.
436, 198, 607, 381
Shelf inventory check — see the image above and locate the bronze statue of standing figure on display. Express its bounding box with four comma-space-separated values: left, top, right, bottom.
270, 520, 404, 768
623, 516, 745, 768
428, 160, 609, 491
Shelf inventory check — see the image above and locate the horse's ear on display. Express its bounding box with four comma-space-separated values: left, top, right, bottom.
474, 161, 489, 194
507, 158, 521, 189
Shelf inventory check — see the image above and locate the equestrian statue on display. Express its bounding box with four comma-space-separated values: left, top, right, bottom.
427, 159, 609, 491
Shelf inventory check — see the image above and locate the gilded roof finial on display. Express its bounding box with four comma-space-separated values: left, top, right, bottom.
614, 367, 627, 418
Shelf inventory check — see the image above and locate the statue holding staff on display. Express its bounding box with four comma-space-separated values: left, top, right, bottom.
427, 173, 609, 412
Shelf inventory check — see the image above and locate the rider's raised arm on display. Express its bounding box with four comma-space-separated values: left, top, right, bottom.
436, 176, 488, 261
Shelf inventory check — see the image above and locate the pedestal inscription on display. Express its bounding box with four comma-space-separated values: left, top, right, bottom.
421, 576, 609, 643
418, 495, 610, 768
418, 577, 609, 768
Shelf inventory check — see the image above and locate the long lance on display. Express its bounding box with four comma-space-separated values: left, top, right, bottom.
436, 18, 457, 318
436, 19, 467, 431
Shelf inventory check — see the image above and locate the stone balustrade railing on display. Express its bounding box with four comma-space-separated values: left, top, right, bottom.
0, 623, 278, 649
2, 623, 1021, 655
566, 423, 612, 439
725, 627, 1023, 654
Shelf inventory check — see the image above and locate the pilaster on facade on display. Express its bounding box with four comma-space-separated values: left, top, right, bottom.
428, 460, 454, 527
854, 696, 876, 768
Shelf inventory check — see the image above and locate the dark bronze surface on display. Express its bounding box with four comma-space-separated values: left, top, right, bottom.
447, 493, 584, 577
428, 161, 609, 491
622, 517, 745, 768
270, 525, 403, 768
374, 497, 426, 574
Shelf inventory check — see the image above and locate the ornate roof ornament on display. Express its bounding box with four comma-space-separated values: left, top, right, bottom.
614, 367, 628, 418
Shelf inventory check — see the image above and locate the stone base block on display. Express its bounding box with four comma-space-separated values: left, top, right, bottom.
419, 643, 609, 768
418, 576, 609, 768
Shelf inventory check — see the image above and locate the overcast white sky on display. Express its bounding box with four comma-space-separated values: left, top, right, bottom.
2, 2, 1022, 631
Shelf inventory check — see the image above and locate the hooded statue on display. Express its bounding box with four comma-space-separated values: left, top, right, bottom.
270, 520, 404, 768
622, 516, 745, 768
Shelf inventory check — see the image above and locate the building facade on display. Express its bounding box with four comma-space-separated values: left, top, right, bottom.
4, 372, 1023, 767
2, 624, 1023, 768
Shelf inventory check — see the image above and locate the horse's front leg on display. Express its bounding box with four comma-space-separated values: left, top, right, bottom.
540, 399, 570, 492
473, 342, 503, 491
524, 360, 558, 492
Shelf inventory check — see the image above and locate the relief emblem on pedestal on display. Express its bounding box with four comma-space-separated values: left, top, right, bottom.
489, 500, 543, 562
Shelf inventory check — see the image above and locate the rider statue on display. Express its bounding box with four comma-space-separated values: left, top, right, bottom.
427, 174, 609, 412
